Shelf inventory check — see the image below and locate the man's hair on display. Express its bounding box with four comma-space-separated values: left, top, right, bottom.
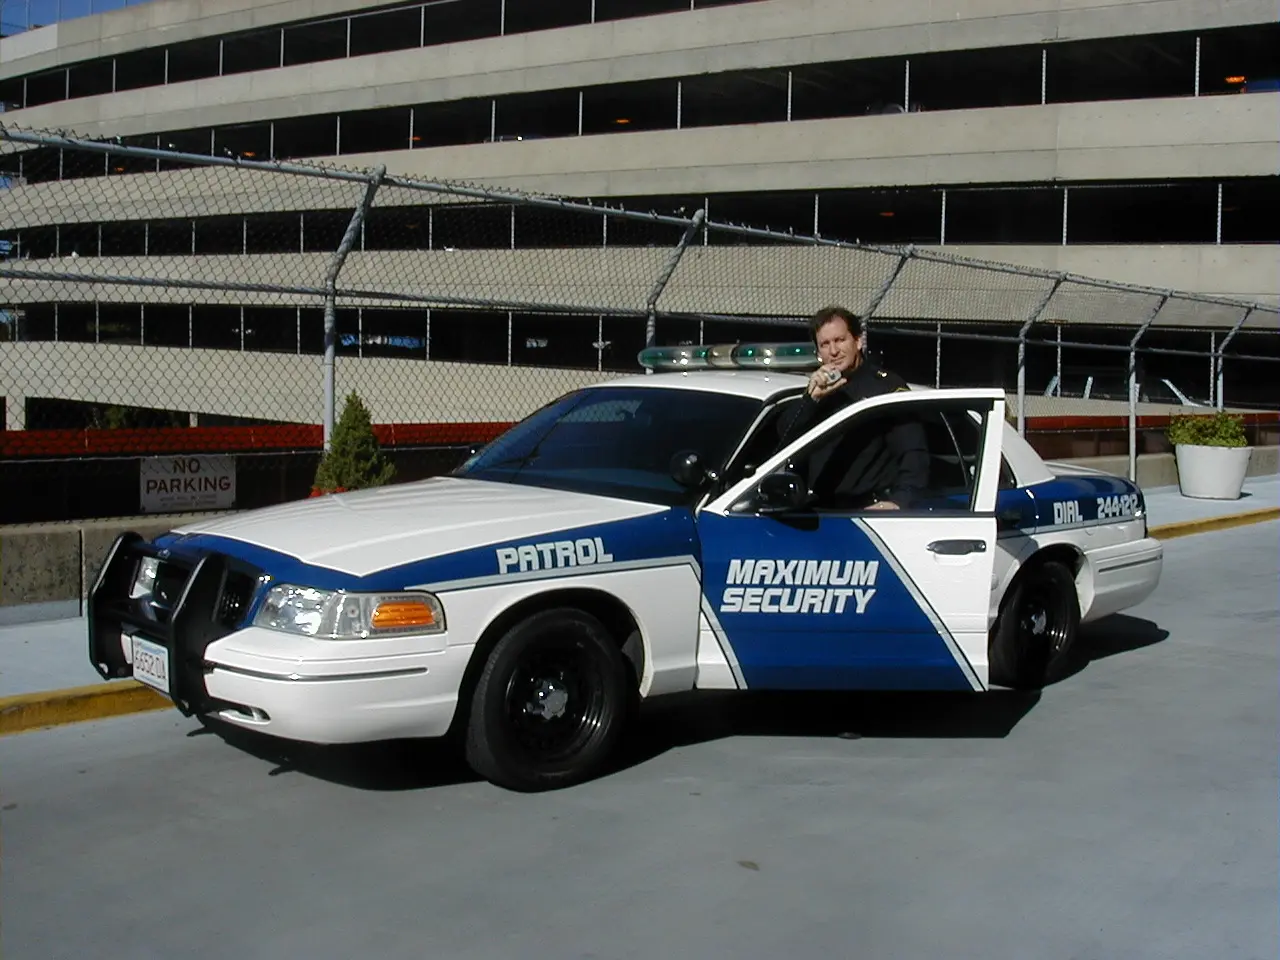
809, 305, 863, 343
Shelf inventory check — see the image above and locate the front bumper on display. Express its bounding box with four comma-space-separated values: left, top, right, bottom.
197, 630, 470, 743
88, 532, 263, 717
89, 533, 468, 743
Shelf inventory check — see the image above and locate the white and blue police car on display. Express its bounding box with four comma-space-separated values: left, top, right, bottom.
89, 342, 1164, 791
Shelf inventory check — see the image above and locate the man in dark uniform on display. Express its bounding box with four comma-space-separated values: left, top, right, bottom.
775, 305, 930, 511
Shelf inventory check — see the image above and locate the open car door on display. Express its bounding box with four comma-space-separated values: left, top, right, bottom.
694, 388, 1007, 692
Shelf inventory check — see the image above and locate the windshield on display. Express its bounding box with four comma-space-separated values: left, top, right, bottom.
454, 386, 764, 505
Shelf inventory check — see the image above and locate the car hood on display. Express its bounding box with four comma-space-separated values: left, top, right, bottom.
171, 477, 667, 577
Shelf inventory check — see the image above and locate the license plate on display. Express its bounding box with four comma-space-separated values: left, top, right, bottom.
131, 635, 170, 695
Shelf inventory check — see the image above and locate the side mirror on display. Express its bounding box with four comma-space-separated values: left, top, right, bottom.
670, 450, 718, 489
756, 471, 809, 514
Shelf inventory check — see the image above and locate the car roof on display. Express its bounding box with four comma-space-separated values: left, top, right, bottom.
592, 369, 809, 401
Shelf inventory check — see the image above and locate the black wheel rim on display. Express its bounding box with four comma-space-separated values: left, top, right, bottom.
1017, 578, 1072, 665
502, 637, 608, 767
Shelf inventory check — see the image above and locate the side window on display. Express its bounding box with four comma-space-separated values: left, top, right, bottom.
1000, 457, 1018, 489
719, 395, 801, 488
766, 399, 996, 514
923, 407, 1017, 492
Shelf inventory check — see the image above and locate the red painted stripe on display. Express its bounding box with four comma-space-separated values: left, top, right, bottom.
0, 422, 515, 457
1025, 412, 1280, 431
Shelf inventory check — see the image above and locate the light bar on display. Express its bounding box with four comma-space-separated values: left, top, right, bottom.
638, 342, 819, 373
732, 342, 819, 370
636, 345, 713, 370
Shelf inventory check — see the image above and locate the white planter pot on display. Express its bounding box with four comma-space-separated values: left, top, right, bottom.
1174, 444, 1253, 500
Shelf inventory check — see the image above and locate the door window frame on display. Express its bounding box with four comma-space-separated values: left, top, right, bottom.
701, 388, 1008, 519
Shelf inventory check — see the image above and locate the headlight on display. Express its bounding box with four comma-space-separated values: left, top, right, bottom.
252, 585, 445, 639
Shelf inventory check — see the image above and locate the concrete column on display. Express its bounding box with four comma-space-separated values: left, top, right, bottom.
5, 395, 25, 431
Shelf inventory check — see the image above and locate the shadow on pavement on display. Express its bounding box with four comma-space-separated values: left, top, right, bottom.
191, 613, 1167, 792
1055, 613, 1170, 684
613, 687, 1041, 776
189, 718, 481, 791
1078, 613, 1170, 660
614, 612, 1169, 776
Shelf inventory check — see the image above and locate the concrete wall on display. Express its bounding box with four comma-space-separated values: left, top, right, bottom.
7, 0, 1269, 83
7, 92, 1278, 205
0, 511, 219, 620
333, 95, 1280, 198
1, 337, 1267, 432
3, 242, 1278, 321
3, 0, 1271, 96
6, 94, 1276, 213
0, 340, 621, 430
7, 91, 1279, 213
928, 245, 1280, 310
1070, 445, 1280, 490
0, 167, 477, 230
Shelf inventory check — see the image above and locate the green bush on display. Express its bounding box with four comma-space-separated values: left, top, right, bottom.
1166, 411, 1249, 448
312, 391, 396, 493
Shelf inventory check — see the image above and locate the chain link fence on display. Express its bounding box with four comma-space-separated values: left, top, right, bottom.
2, 124, 1278, 523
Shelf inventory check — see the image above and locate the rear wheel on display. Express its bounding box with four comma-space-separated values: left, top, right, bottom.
464, 608, 631, 791
989, 560, 1080, 690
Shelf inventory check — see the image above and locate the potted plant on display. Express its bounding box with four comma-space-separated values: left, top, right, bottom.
310, 391, 396, 496
1166, 411, 1252, 500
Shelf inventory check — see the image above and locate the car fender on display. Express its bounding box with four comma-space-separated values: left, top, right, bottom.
991, 532, 1088, 626
436, 560, 704, 703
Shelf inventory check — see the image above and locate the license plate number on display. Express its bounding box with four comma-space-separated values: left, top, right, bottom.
131, 635, 170, 695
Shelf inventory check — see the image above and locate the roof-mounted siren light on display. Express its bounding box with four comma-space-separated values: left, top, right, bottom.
731, 342, 819, 370
638, 342, 820, 372
705, 344, 739, 368
636, 344, 713, 371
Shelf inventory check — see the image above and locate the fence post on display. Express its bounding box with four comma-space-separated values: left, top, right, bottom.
1016, 275, 1064, 436
323, 165, 385, 448
1128, 292, 1169, 482
934, 321, 941, 387
1208, 331, 1215, 406
862, 247, 913, 352
1214, 306, 1253, 411
644, 207, 705, 353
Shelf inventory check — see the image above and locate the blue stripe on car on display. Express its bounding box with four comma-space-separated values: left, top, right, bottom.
154, 509, 700, 624
695, 513, 973, 692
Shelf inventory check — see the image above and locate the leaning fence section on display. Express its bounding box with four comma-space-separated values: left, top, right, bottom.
1, 123, 1277, 522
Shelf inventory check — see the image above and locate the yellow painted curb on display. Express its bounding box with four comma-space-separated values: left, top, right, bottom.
0, 680, 170, 736
1148, 506, 1280, 540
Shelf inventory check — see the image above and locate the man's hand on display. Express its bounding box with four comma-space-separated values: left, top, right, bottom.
807, 364, 845, 400
865, 500, 900, 511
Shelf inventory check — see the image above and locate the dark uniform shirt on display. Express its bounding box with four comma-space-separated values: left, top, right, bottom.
775, 360, 930, 508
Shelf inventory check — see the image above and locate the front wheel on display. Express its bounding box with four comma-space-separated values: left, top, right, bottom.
989, 560, 1081, 690
464, 608, 631, 791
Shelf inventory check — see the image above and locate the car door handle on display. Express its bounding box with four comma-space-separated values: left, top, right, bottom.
927, 539, 987, 555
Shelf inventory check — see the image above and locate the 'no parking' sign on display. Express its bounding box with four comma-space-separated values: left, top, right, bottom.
140, 456, 236, 513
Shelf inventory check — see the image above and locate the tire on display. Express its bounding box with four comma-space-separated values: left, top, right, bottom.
988, 559, 1081, 690
464, 607, 631, 792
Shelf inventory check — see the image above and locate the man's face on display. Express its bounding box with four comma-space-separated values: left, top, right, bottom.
816, 316, 861, 372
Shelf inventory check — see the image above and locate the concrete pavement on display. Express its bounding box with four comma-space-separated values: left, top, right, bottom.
0, 521, 1275, 960
1141, 474, 1279, 531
